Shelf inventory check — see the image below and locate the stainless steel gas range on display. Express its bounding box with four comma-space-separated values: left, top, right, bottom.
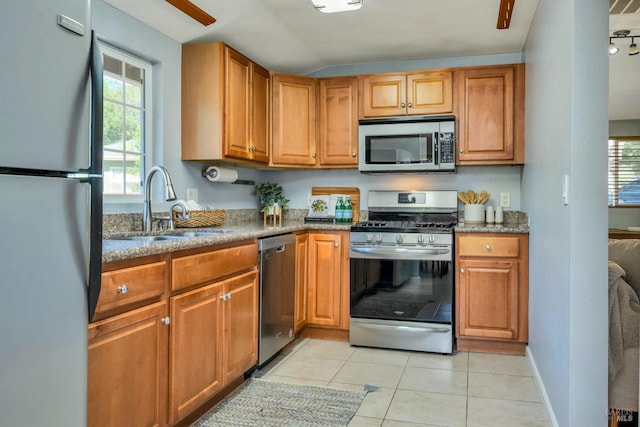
349, 190, 458, 354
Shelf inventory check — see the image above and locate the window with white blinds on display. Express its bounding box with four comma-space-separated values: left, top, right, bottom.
608, 137, 640, 206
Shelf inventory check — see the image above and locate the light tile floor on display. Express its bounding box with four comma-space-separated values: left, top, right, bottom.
258, 338, 552, 427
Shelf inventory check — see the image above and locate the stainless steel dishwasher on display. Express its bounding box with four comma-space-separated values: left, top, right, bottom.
258, 233, 296, 366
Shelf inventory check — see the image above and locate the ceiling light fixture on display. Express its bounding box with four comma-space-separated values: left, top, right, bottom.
609, 30, 640, 56
310, 0, 363, 14
630, 38, 639, 56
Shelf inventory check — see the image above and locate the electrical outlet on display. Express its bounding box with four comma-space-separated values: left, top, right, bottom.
186, 188, 198, 202
500, 192, 511, 208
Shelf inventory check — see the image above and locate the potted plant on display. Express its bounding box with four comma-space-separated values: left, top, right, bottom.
252, 181, 289, 214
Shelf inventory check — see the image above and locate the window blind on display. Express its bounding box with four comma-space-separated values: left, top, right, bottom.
608, 138, 640, 206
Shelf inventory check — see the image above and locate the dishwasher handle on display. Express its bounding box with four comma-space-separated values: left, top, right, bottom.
276, 244, 285, 253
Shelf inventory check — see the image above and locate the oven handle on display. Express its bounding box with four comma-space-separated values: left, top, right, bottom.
350, 246, 450, 259
355, 322, 451, 334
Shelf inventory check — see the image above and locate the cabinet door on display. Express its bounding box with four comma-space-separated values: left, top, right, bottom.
271, 73, 317, 166
169, 283, 224, 424
295, 233, 308, 332
88, 302, 169, 427
360, 74, 406, 117
455, 64, 524, 164
224, 47, 251, 160
318, 77, 358, 166
457, 259, 519, 340
250, 63, 270, 163
222, 270, 259, 383
407, 71, 453, 115
306, 233, 342, 327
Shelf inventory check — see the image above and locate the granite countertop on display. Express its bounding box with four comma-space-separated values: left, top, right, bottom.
455, 221, 530, 234
103, 221, 350, 264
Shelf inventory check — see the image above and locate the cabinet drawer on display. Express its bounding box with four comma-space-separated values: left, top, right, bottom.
97, 261, 168, 316
457, 235, 520, 258
172, 242, 258, 291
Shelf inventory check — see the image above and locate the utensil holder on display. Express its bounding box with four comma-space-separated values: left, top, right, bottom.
464, 204, 485, 223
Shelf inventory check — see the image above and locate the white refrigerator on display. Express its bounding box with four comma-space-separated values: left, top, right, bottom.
0, 0, 103, 425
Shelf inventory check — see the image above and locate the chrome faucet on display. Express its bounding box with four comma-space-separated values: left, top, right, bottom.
168, 201, 189, 230
142, 165, 177, 232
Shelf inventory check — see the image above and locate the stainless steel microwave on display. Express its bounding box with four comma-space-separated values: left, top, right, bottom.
358, 115, 455, 173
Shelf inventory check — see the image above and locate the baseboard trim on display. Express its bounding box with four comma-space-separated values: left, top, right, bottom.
526, 345, 559, 427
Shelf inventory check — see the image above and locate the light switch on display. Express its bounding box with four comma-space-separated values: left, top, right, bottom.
500, 192, 511, 208
187, 188, 198, 202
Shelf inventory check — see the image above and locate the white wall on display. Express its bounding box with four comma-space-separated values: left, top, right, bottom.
267, 167, 523, 211
522, 0, 609, 425
609, 119, 640, 229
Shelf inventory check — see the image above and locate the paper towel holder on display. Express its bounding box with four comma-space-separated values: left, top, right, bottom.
201, 167, 255, 185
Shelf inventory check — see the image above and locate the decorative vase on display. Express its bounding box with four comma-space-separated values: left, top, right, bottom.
464, 204, 485, 223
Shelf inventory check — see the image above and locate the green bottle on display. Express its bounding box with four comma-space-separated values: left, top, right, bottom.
344, 196, 353, 224
335, 197, 344, 223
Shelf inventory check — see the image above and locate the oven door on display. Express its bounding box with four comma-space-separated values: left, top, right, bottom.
349, 246, 454, 353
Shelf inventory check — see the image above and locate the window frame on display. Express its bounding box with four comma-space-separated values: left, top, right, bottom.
99, 41, 153, 204
608, 136, 640, 208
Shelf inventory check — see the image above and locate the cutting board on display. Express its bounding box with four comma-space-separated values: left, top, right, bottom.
311, 187, 360, 222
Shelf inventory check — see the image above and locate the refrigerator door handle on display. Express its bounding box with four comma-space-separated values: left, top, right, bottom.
86, 31, 104, 323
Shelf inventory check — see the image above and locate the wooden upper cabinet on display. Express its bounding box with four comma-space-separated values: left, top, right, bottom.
318, 77, 358, 167
182, 42, 269, 164
360, 70, 453, 118
271, 73, 317, 167
454, 64, 525, 165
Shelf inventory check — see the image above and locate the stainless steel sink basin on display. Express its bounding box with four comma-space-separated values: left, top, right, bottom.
114, 235, 187, 242
170, 230, 234, 237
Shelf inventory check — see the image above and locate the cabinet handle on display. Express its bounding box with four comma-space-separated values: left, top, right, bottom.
407, 102, 413, 108
351, 152, 356, 157
460, 268, 465, 274
485, 244, 492, 250
117, 285, 128, 294
161, 317, 171, 325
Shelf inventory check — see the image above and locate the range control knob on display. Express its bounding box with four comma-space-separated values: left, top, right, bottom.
375, 233, 383, 243
366, 233, 374, 243
395, 234, 404, 244
417, 235, 425, 245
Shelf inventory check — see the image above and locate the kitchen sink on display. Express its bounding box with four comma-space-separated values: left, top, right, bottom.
170, 230, 235, 237
113, 235, 188, 242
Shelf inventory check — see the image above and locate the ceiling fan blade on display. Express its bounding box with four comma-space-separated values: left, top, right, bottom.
165, 0, 216, 26
497, 0, 515, 29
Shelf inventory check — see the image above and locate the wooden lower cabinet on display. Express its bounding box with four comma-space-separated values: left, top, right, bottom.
169, 270, 258, 425
455, 233, 529, 355
88, 302, 169, 427
305, 231, 350, 331
294, 233, 308, 332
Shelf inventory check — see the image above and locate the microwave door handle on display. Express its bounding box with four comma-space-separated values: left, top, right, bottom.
434, 132, 439, 165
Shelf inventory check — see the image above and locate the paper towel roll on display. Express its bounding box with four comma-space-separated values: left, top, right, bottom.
203, 166, 238, 183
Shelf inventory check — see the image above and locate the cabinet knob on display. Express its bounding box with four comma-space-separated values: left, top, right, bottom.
221, 293, 227, 301
459, 148, 464, 153
227, 292, 232, 300
161, 317, 171, 325
117, 285, 128, 294
460, 268, 465, 274
351, 152, 356, 157
485, 244, 492, 250
407, 102, 413, 108
312, 153, 317, 159
334, 242, 339, 248
400, 102, 406, 108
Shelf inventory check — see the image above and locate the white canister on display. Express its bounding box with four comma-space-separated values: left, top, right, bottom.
495, 206, 504, 224
485, 206, 495, 223
464, 204, 485, 223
